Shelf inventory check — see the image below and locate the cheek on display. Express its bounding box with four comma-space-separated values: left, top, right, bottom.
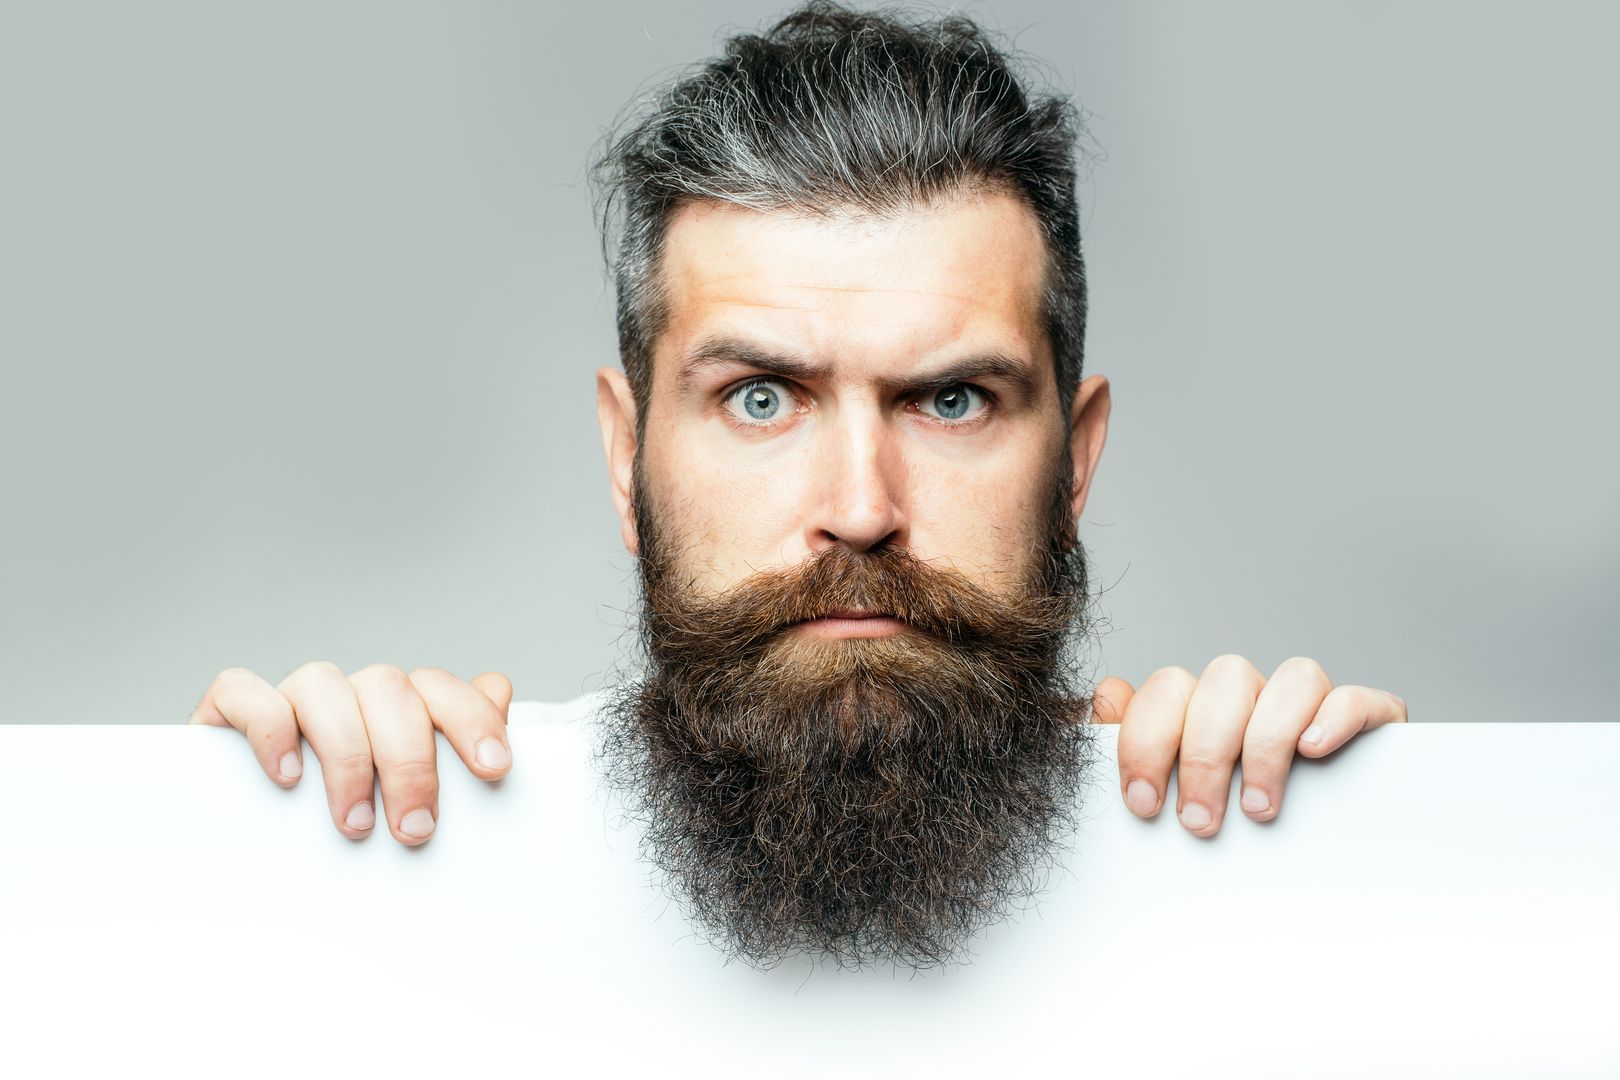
909, 448, 1060, 588
644, 427, 812, 585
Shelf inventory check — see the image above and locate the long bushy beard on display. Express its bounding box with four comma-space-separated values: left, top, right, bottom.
592, 448, 1103, 972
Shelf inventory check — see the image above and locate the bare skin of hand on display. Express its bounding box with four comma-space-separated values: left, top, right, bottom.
1090, 654, 1408, 837
189, 663, 514, 846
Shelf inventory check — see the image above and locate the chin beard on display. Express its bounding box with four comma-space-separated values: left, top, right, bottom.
592, 453, 1104, 972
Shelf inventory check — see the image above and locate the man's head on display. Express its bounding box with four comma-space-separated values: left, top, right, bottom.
587, 1, 1112, 970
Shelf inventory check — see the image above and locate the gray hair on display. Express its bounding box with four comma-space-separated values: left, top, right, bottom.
589, 0, 1093, 428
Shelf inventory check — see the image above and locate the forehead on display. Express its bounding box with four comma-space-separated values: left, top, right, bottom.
653, 190, 1051, 385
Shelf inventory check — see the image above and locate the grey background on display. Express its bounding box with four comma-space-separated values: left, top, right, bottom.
2, 0, 1615, 725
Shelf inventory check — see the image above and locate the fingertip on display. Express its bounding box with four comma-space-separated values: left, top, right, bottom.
472, 671, 514, 717
1124, 777, 1158, 816
340, 799, 375, 835
397, 807, 437, 842
1241, 784, 1277, 818
1177, 801, 1218, 835
276, 749, 302, 783
475, 735, 513, 774
1091, 677, 1132, 725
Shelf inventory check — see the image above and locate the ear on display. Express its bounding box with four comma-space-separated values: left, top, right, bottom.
1067, 374, 1111, 522
595, 366, 640, 556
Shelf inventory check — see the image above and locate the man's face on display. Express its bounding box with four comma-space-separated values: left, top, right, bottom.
602, 188, 1106, 601
593, 188, 1111, 971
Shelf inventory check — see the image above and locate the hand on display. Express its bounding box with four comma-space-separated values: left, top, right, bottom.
189, 662, 515, 846
1090, 654, 1407, 837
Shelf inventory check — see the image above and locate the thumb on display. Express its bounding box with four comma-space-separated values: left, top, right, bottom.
470, 671, 514, 720
1090, 676, 1135, 725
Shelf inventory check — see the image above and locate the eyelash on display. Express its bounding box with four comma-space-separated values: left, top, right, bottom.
720, 377, 996, 431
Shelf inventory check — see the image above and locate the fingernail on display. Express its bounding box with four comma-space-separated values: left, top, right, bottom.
476, 737, 511, 770
400, 808, 436, 838
345, 801, 375, 830
1242, 785, 1270, 813
1125, 778, 1157, 816
1302, 724, 1325, 745
278, 751, 301, 780
1179, 802, 1212, 830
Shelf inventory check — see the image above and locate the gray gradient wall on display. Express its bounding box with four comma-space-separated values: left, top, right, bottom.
2, 0, 1615, 725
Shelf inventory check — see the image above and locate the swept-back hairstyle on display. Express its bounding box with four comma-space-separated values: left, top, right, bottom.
589, 0, 1092, 430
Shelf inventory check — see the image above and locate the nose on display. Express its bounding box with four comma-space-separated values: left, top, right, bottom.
804, 405, 908, 554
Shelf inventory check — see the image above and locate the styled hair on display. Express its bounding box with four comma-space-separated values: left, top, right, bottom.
589, 0, 1092, 428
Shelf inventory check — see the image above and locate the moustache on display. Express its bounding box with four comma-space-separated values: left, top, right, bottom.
641, 542, 1077, 662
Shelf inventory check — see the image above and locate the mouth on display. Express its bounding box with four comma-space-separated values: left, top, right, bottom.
791, 608, 910, 639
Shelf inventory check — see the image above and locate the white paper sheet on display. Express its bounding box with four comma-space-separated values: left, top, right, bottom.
1, 710, 1615, 1078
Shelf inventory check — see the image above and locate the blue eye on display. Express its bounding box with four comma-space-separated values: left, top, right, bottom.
728, 379, 789, 422
918, 383, 985, 421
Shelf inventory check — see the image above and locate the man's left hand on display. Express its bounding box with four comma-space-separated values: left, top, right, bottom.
1090, 655, 1407, 836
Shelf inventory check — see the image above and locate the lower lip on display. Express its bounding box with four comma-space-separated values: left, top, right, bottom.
795, 616, 908, 639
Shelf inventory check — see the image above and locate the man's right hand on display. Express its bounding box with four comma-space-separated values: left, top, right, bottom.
189, 663, 514, 846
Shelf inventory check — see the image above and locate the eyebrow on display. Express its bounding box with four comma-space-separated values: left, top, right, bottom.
675, 334, 1042, 403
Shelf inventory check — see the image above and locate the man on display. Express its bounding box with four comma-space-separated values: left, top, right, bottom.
189, 1, 1406, 969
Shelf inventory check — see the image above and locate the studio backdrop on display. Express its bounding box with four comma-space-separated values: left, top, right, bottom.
1, 0, 1614, 724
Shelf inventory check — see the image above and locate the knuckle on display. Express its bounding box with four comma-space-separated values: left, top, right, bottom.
1273, 655, 1328, 686
294, 659, 346, 682
1318, 685, 1362, 720
1145, 665, 1195, 688
350, 662, 409, 689
327, 749, 376, 775
279, 659, 346, 693
211, 667, 258, 692
1240, 740, 1290, 770
382, 754, 439, 786
1202, 653, 1261, 683
408, 666, 453, 684
1178, 748, 1231, 774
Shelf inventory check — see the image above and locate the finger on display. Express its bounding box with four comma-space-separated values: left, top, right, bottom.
190, 668, 302, 788
275, 661, 378, 838
1090, 676, 1134, 725
469, 671, 514, 719
1297, 684, 1409, 758
1175, 654, 1265, 836
1237, 657, 1334, 822
1115, 666, 1198, 820
408, 667, 513, 780
349, 663, 439, 846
